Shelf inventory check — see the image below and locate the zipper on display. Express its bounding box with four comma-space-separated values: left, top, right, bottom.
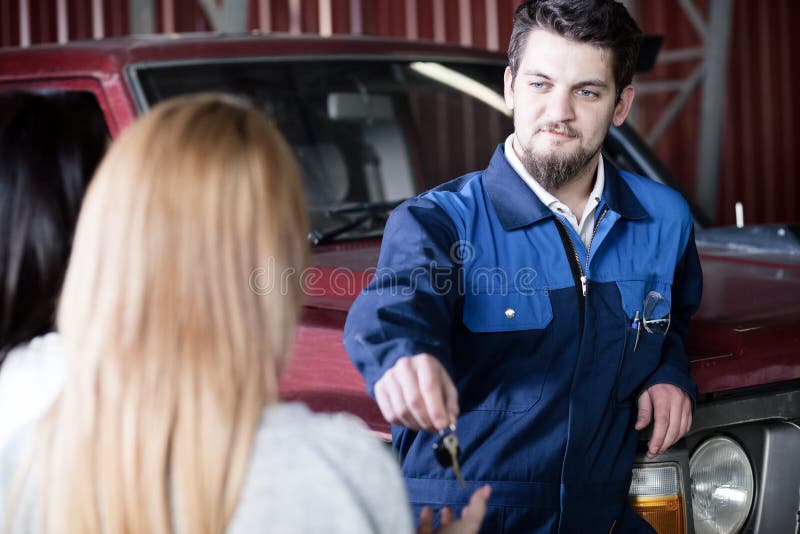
555, 205, 609, 298
583, 205, 609, 293
554, 205, 608, 351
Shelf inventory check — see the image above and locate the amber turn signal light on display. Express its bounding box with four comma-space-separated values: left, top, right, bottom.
628, 463, 686, 534
629, 495, 686, 533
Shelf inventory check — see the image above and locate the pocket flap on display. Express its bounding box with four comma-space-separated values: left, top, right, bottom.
463, 290, 552, 333
615, 280, 672, 320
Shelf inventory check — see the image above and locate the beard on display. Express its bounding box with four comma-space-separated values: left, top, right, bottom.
518, 125, 599, 193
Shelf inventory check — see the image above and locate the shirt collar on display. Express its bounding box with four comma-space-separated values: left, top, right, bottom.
588, 159, 605, 207
482, 141, 648, 231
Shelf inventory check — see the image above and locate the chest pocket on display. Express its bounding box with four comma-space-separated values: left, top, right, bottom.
459, 289, 554, 413
615, 279, 672, 405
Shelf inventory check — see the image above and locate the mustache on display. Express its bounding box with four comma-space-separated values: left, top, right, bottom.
537, 123, 579, 138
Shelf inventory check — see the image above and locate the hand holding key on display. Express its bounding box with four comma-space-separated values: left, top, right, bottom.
374, 354, 459, 432
433, 424, 467, 488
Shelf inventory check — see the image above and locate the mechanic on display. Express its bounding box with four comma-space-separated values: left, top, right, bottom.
344, 0, 702, 532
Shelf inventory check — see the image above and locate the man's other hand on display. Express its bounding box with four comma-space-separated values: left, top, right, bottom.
374, 354, 459, 432
635, 383, 692, 458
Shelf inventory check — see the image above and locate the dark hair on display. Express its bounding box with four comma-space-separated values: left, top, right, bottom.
508, 0, 642, 99
0, 91, 108, 362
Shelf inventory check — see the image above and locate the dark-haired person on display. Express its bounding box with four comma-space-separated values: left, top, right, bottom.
344, 1, 702, 532
0, 92, 108, 449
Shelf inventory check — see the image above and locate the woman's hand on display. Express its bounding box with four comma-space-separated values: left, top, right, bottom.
417, 485, 492, 534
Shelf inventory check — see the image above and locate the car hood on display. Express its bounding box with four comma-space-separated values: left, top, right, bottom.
279, 244, 388, 436
689, 226, 800, 394
303, 244, 382, 311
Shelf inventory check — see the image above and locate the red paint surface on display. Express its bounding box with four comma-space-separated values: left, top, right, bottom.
281, 307, 390, 438
688, 251, 800, 394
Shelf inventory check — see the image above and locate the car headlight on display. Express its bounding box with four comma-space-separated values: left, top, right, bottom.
690, 436, 754, 534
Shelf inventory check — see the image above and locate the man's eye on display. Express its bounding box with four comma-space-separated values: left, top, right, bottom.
531, 81, 547, 89
578, 89, 598, 98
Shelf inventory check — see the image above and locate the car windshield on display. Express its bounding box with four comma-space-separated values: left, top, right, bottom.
132, 58, 513, 244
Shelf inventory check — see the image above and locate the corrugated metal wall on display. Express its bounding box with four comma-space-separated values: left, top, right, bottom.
0, 0, 520, 46
1, 0, 797, 225
636, 0, 799, 225
724, 0, 798, 225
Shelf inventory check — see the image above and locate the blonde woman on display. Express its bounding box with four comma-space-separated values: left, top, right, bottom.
0, 94, 489, 533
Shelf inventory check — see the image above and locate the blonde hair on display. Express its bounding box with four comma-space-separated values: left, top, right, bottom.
28, 94, 308, 533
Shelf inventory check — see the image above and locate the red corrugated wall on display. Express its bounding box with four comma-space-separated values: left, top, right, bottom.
0, 0, 134, 44
1, 0, 797, 224
636, 0, 800, 225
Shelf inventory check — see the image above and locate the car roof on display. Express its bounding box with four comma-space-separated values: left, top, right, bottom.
0, 33, 506, 81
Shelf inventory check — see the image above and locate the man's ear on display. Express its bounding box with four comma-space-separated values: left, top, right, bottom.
503, 66, 515, 111
612, 85, 635, 126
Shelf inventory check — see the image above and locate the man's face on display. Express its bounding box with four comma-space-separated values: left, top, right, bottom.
504, 29, 634, 191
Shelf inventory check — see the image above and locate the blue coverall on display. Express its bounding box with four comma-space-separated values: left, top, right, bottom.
344, 146, 702, 533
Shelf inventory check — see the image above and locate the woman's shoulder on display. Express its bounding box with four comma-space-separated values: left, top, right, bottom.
258, 402, 376, 441
250, 402, 398, 477
229, 402, 412, 534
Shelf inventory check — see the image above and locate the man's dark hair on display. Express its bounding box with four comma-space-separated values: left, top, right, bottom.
508, 0, 642, 99
0, 91, 109, 363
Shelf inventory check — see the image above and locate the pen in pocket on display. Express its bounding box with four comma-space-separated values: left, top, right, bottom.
631, 311, 642, 352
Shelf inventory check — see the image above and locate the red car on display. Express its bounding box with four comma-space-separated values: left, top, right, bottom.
1, 35, 798, 534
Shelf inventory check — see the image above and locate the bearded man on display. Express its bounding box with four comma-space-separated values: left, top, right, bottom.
344, 1, 702, 532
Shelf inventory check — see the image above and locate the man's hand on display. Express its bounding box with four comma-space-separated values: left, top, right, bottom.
417, 485, 492, 534
636, 383, 692, 458
374, 354, 459, 432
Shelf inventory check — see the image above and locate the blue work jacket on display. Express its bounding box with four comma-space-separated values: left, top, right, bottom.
344, 146, 702, 533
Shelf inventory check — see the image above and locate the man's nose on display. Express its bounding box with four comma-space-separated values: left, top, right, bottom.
544, 89, 575, 122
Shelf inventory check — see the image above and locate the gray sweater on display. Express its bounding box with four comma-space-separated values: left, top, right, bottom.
0, 403, 413, 533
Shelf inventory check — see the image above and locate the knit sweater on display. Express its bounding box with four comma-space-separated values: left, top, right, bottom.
0, 402, 413, 533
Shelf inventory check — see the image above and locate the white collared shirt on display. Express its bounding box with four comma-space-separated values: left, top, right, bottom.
504, 134, 604, 250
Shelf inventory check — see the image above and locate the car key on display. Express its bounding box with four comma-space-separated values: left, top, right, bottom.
444, 432, 467, 489
433, 424, 458, 467
433, 424, 467, 489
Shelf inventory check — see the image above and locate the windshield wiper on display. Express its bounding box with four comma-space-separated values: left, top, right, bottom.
324, 199, 404, 216
308, 199, 405, 246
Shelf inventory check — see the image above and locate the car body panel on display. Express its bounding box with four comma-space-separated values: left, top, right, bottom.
689, 250, 800, 394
